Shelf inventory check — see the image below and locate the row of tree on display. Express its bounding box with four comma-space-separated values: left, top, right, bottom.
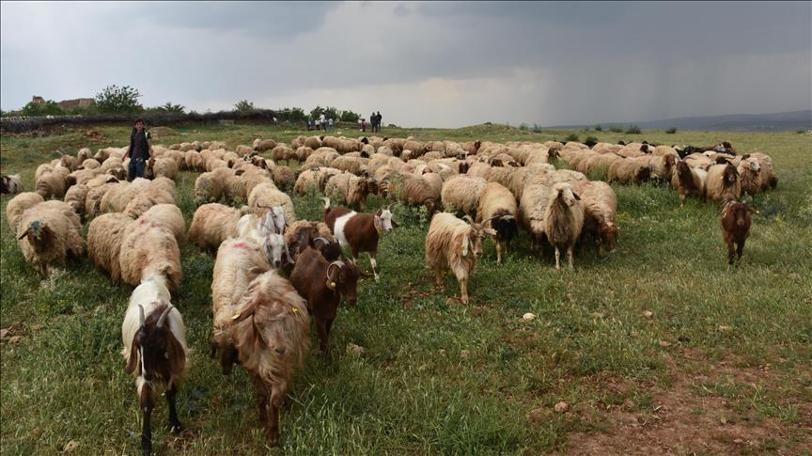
3, 85, 363, 123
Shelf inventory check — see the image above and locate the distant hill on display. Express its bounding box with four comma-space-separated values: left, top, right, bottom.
552, 110, 811, 132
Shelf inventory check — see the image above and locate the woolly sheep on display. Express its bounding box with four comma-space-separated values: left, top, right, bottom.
705, 162, 741, 203
440, 175, 487, 216
6, 192, 45, 232
253, 138, 278, 152
248, 183, 297, 223
607, 156, 652, 184
324, 173, 369, 209
194, 168, 234, 205
16, 200, 84, 276
543, 183, 584, 269
140, 204, 185, 243
1, 174, 23, 194
671, 160, 708, 207
122, 178, 177, 218
35, 165, 69, 199
119, 215, 183, 291
188, 203, 248, 251
476, 182, 518, 264
519, 183, 553, 249
573, 180, 618, 254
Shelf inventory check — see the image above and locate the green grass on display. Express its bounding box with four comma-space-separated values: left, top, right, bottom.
1, 123, 811, 454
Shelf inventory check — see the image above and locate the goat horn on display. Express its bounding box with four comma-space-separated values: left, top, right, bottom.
157, 304, 173, 328
462, 215, 474, 224
138, 304, 146, 327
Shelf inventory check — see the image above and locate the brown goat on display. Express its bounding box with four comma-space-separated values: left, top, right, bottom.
289, 247, 360, 354
720, 200, 755, 265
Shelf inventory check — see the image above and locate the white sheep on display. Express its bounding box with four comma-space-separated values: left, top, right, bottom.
15, 200, 84, 276
543, 183, 584, 269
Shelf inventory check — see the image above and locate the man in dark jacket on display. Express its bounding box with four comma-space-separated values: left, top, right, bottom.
123, 119, 151, 181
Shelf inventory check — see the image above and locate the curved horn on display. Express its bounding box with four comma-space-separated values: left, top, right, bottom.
157, 305, 173, 328
325, 261, 343, 289
462, 215, 474, 224
321, 197, 331, 209
138, 304, 146, 327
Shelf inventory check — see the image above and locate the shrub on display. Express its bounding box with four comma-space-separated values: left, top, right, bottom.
609, 126, 623, 133
584, 136, 599, 145
234, 100, 255, 113
564, 133, 580, 142
625, 125, 642, 134
532, 124, 543, 133
340, 110, 360, 123
21, 100, 64, 117
665, 128, 677, 134
157, 102, 185, 114
95, 85, 143, 114
519, 123, 528, 131
594, 125, 603, 131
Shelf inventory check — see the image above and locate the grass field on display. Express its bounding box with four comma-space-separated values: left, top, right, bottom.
1, 123, 810, 455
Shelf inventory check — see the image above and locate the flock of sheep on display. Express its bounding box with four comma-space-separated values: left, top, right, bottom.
1, 132, 775, 454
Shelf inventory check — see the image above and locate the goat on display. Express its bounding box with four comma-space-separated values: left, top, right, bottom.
290, 247, 360, 353
322, 197, 396, 281
121, 274, 188, 456
720, 200, 756, 265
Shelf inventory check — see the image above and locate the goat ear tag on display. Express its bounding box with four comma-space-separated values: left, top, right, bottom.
326, 280, 337, 290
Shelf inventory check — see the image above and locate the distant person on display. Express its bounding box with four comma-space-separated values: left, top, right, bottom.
360, 118, 367, 132
328, 118, 334, 130
319, 113, 326, 131
376, 111, 383, 131
123, 118, 151, 181
370, 112, 376, 132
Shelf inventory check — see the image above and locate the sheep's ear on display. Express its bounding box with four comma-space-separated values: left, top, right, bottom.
125, 339, 140, 374
461, 236, 469, 257
249, 266, 268, 277
16, 229, 29, 240
573, 192, 581, 201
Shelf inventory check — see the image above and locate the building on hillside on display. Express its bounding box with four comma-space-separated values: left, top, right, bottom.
31, 96, 45, 104
58, 98, 95, 110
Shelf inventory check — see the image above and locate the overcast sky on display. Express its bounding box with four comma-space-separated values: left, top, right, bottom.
2, 1, 810, 127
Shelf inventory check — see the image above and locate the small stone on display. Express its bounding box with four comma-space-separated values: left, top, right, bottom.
718, 325, 733, 332
720, 416, 727, 425
642, 311, 654, 319
554, 401, 569, 413
659, 340, 672, 348
460, 350, 470, 360
63, 440, 79, 453
345, 343, 365, 357
522, 312, 536, 321
733, 438, 744, 444
438, 349, 446, 356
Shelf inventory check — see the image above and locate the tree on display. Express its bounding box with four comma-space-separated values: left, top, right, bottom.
339, 110, 360, 123
21, 99, 64, 117
234, 100, 255, 113
309, 106, 325, 119
324, 106, 339, 120
95, 85, 143, 113
157, 102, 185, 114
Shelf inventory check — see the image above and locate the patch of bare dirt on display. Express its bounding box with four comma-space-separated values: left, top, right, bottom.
560, 350, 811, 455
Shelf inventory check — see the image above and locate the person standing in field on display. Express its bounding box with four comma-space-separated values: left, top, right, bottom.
123, 118, 151, 181
328, 117, 334, 130
376, 111, 383, 131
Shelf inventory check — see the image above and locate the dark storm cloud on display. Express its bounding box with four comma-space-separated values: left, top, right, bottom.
1, 1, 809, 127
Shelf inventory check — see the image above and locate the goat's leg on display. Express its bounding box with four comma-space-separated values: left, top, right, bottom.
736, 239, 745, 263
727, 240, 736, 265
267, 388, 284, 446
459, 277, 469, 305
316, 318, 330, 354
495, 240, 503, 265
140, 384, 154, 456
166, 382, 182, 434
368, 251, 380, 282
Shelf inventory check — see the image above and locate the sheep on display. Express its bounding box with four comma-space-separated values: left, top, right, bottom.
403, 172, 443, 214
476, 182, 518, 264
6, 192, 45, 232
60, 154, 82, 171
188, 203, 248, 251
323, 197, 396, 281
290, 247, 360, 353
607, 156, 652, 184
140, 204, 185, 243
736, 155, 763, 195
543, 183, 584, 269
119, 216, 183, 292
35, 165, 69, 199
194, 168, 233, 205
100, 178, 149, 214
573, 180, 618, 255
324, 173, 370, 209
720, 200, 756, 265
440, 175, 487, 217
304, 136, 322, 149
248, 183, 297, 223
15, 201, 84, 277
519, 183, 553, 250
253, 138, 277, 152
1, 174, 23, 194
272, 144, 295, 163
184, 150, 205, 171
747, 153, 778, 190
123, 178, 177, 219
271, 165, 295, 191
684, 153, 715, 170
87, 213, 135, 282
121, 273, 188, 456
671, 160, 707, 207
211, 258, 310, 446
63, 183, 90, 217
145, 157, 178, 180
424, 212, 495, 304
705, 162, 741, 203
331, 155, 364, 175
77, 147, 92, 161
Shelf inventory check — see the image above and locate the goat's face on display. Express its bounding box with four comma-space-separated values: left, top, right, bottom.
263, 233, 290, 269
376, 207, 396, 232
327, 261, 360, 306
